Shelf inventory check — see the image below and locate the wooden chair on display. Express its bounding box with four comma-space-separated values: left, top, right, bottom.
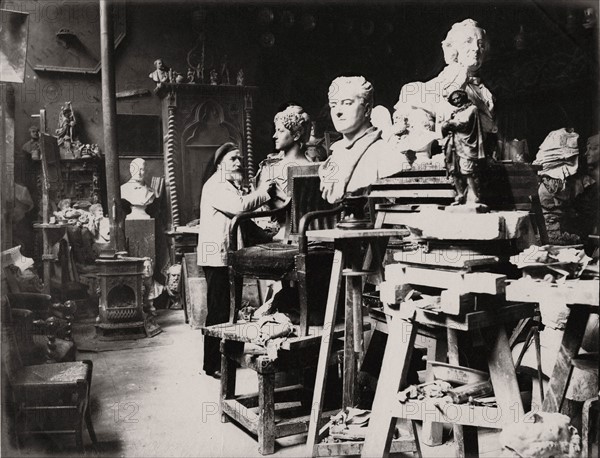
228, 164, 343, 335
202, 164, 345, 455
1, 297, 97, 453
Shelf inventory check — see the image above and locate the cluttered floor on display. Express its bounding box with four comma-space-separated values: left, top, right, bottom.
5, 308, 513, 458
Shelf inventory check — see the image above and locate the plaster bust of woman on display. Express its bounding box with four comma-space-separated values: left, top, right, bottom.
394, 19, 496, 148
120, 158, 156, 219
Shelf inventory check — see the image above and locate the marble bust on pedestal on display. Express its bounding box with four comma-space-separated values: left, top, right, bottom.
121, 158, 156, 220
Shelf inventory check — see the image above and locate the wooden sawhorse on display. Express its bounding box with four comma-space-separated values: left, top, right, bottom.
362, 302, 535, 457
304, 228, 417, 457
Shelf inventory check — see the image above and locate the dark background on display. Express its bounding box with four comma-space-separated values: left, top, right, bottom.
5, 0, 599, 195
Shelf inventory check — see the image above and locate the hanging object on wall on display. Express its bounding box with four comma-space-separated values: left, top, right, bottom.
300, 14, 316, 31
281, 11, 295, 28
0, 9, 29, 83
514, 24, 528, 50
565, 9, 578, 34
257, 7, 274, 26
260, 32, 275, 48
583, 7, 597, 30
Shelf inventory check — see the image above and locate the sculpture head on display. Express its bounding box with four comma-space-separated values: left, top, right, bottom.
328, 76, 374, 137
154, 59, 165, 70
166, 263, 182, 292
28, 125, 40, 140
89, 203, 104, 218
441, 19, 489, 72
273, 105, 311, 151
129, 158, 146, 183
585, 134, 599, 167
447, 89, 470, 108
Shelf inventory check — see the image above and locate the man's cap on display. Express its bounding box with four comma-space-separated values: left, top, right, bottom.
214, 142, 240, 166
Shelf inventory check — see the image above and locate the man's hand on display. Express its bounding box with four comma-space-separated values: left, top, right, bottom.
256, 178, 277, 198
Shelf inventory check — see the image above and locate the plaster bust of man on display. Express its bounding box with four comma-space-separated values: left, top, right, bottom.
22, 125, 41, 160
149, 59, 170, 84
318, 76, 390, 203
394, 19, 496, 149
121, 158, 156, 219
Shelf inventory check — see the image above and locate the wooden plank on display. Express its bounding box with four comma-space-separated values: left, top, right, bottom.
506, 280, 600, 308
393, 248, 499, 269
542, 306, 590, 413
315, 436, 416, 456
448, 329, 479, 457
306, 249, 345, 455
484, 326, 524, 426
362, 316, 418, 457
276, 409, 338, 438
386, 264, 506, 295
222, 399, 259, 433
204, 321, 365, 351
440, 290, 475, 316
388, 400, 506, 429
413, 303, 535, 331
235, 385, 304, 409
306, 228, 406, 241
258, 372, 275, 455
369, 189, 456, 199
422, 333, 447, 446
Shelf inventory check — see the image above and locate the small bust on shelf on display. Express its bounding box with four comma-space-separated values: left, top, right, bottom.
22, 125, 41, 160
209, 68, 218, 85
120, 158, 158, 220
149, 59, 170, 85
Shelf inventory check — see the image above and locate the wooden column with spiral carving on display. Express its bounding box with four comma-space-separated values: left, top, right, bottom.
244, 92, 255, 183
165, 95, 181, 228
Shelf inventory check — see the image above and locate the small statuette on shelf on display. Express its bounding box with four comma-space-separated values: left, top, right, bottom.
187, 67, 195, 83
220, 54, 230, 85
236, 68, 244, 86
149, 58, 170, 85
209, 68, 218, 85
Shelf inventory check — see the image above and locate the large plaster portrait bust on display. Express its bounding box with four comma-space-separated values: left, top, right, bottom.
394, 19, 497, 148
121, 158, 156, 220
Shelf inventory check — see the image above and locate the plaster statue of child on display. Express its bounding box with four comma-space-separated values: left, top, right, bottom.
441, 89, 484, 205
120, 158, 158, 220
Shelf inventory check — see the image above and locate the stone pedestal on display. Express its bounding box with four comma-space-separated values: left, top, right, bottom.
183, 253, 207, 329
125, 218, 155, 259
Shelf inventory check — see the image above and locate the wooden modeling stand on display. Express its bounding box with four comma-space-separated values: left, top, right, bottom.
362, 256, 535, 457
203, 319, 349, 455
506, 279, 599, 413
304, 228, 418, 457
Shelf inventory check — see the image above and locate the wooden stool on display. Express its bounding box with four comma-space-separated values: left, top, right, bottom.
204, 321, 346, 455
362, 302, 535, 457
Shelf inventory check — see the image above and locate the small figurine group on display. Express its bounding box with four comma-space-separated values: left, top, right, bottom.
150, 58, 244, 86
78, 143, 102, 159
